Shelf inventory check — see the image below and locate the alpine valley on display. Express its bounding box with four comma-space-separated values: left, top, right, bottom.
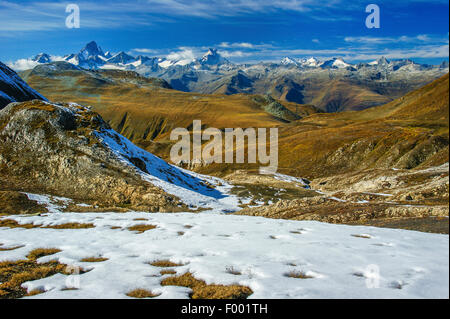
0, 41, 448, 300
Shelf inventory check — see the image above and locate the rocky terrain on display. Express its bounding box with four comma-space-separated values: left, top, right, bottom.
0, 100, 184, 211
235, 163, 449, 233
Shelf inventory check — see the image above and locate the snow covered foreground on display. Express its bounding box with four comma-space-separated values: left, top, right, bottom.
0, 197, 448, 299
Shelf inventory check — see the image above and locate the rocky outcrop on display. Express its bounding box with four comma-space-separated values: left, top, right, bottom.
0, 100, 183, 212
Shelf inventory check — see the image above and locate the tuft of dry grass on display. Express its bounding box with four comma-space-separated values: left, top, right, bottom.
26, 288, 46, 296
225, 266, 242, 276
161, 272, 253, 299
160, 270, 177, 276
127, 224, 157, 233
0, 245, 25, 251
0, 247, 92, 299
284, 271, 314, 279
133, 218, 148, 221
0, 219, 94, 230
0, 258, 66, 298
351, 234, 372, 239
0, 219, 40, 229
43, 223, 95, 229
126, 289, 160, 298
80, 257, 108, 263
26, 248, 61, 260
149, 260, 184, 268
184, 225, 193, 229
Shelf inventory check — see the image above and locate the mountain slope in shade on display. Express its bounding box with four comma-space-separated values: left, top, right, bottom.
0, 61, 47, 109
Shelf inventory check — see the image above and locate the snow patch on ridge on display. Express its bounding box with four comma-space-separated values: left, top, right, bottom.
95, 128, 240, 212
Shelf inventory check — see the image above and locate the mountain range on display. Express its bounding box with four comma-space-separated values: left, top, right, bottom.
11, 41, 449, 112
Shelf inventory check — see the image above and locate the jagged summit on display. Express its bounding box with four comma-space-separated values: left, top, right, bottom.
280, 57, 298, 65
107, 51, 136, 64
32, 53, 51, 63
199, 48, 229, 66
80, 41, 105, 59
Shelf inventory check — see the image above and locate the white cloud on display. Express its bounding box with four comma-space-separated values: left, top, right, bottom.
219, 42, 255, 49
165, 47, 198, 64
220, 50, 253, 58
7, 55, 66, 71
7, 59, 40, 71
131, 48, 161, 55
344, 34, 447, 45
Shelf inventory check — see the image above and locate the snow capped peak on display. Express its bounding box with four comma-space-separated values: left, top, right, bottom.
107, 51, 136, 64
80, 41, 105, 59
200, 48, 228, 65
280, 57, 298, 65
32, 53, 51, 63
299, 57, 322, 68
203, 48, 218, 58
321, 57, 351, 69
377, 56, 390, 65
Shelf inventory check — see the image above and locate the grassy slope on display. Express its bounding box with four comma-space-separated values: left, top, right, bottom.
276, 74, 449, 177
22, 67, 319, 157
23, 68, 448, 179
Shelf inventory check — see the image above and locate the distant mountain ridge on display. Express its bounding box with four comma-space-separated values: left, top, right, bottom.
9, 41, 449, 112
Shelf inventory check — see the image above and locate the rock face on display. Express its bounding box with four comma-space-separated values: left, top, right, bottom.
0, 62, 47, 109
0, 100, 183, 212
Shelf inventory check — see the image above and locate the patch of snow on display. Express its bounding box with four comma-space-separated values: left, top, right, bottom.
0, 211, 447, 299
273, 173, 310, 188
95, 128, 240, 212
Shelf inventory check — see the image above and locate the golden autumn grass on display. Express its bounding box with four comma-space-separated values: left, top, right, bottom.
161, 272, 253, 299
0, 219, 94, 230
22, 67, 449, 179
160, 270, 177, 275
126, 289, 161, 298
127, 224, 157, 233
149, 260, 184, 268
284, 271, 314, 279
0, 248, 65, 299
80, 257, 108, 263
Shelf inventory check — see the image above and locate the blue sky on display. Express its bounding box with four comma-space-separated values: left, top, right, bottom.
0, 0, 448, 65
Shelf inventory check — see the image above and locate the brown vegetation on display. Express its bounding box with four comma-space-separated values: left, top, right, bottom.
149, 260, 184, 268
127, 224, 157, 233
160, 272, 253, 299
126, 289, 161, 298
0, 248, 66, 299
